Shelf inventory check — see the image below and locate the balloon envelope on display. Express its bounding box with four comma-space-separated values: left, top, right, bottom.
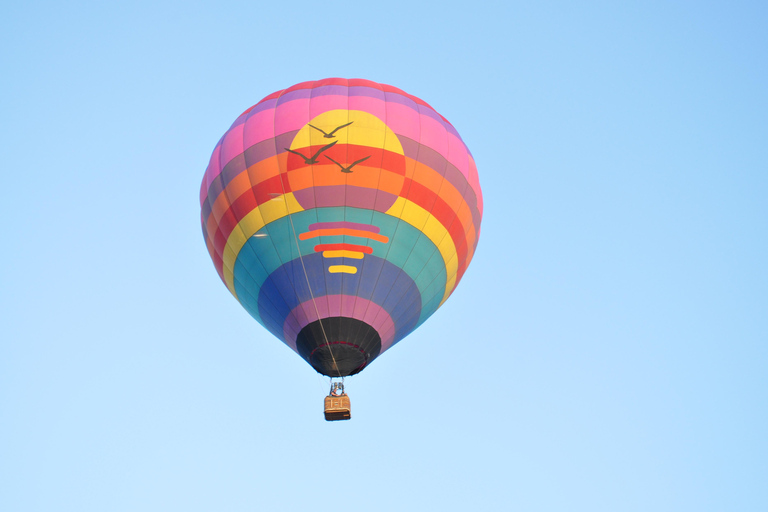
200, 78, 483, 376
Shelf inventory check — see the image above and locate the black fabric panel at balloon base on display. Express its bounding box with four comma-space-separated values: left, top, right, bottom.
295, 317, 382, 377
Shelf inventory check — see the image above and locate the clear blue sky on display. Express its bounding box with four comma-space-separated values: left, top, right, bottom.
2, 1, 766, 511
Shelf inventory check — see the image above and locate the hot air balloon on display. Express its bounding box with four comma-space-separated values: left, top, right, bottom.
200, 78, 483, 419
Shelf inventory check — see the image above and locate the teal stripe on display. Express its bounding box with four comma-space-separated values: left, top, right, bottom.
233, 206, 447, 329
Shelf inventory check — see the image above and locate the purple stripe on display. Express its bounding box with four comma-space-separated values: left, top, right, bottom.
349, 85, 385, 101
276, 87, 313, 103
310, 84, 349, 97
293, 186, 398, 212
282, 295, 396, 352
308, 221, 381, 233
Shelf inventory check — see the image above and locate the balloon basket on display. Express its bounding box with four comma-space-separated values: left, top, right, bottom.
324, 382, 351, 421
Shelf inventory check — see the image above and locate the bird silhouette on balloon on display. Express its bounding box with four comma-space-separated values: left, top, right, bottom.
308, 121, 354, 138
325, 155, 371, 173
283, 141, 337, 164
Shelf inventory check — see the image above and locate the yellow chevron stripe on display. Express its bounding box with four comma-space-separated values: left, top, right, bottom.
385, 196, 458, 304
222, 193, 304, 296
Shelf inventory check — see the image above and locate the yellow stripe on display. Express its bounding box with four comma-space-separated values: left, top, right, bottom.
323, 250, 365, 259
328, 265, 358, 274
221, 194, 459, 305
222, 192, 304, 295
385, 196, 458, 304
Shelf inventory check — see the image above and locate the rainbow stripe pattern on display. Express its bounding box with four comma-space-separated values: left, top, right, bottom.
200, 78, 483, 376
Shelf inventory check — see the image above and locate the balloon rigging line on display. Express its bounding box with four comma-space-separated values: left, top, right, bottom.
276, 160, 340, 379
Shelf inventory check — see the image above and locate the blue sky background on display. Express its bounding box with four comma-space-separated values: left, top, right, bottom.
2, 1, 767, 510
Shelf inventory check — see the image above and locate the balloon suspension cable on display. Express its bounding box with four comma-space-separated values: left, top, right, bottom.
275, 147, 339, 376
329, 379, 345, 396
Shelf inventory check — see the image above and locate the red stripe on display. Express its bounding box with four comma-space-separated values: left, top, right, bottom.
314, 243, 373, 254
211, 173, 292, 258
285, 144, 405, 175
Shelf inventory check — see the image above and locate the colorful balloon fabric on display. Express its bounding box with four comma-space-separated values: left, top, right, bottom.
200, 78, 483, 376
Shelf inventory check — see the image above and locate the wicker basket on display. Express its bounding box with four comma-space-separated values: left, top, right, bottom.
324, 394, 351, 421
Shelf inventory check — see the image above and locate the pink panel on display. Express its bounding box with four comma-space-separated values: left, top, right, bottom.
219, 123, 245, 170
309, 94, 348, 118
205, 144, 223, 186
418, 114, 448, 157
384, 102, 421, 141
349, 95, 386, 121
199, 179, 208, 207
274, 98, 310, 134
446, 132, 469, 178
282, 295, 396, 353
242, 108, 276, 149
468, 155, 482, 216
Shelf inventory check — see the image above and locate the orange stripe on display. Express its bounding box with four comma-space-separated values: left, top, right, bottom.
410, 158, 444, 191
299, 228, 389, 243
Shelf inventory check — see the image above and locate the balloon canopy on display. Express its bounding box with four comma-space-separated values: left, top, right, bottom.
200, 78, 483, 377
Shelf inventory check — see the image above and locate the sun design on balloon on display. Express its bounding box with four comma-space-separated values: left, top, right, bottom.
284, 110, 406, 275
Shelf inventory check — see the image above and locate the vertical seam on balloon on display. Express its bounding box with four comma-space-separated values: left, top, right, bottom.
230, 119, 293, 331
417, 119, 464, 306
382, 105, 442, 341
237, 99, 300, 344
352, 89, 414, 354
275, 80, 337, 374
439, 154, 475, 297
386, 105, 448, 343
307, 80, 331, 341
267, 99, 320, 350
341, 79, 364, 355
239, 102, 272, 322
273, 86, 310, 339
369, 94, 434, 351
212, 110, 276, 326
306, 80, 330, 328
347, 81, 385, 356
306, 81, 334, 347
320, 80, 346, 346
212, 107, 302, 348
239, 144, 306, 331
425, 115, 464, 306
211, 122, 258, 296
202, 134, 229, 266
395, 247, 448, 334
459, 142, 478, 285
361, 83, 390, 359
